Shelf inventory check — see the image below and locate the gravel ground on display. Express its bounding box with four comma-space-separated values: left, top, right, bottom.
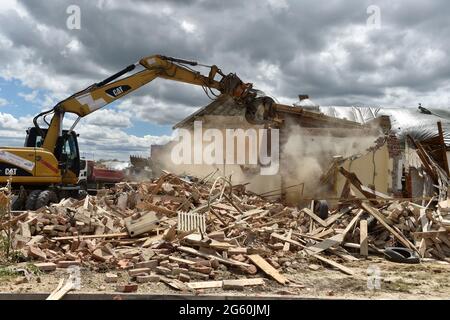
1, 257, 449, 299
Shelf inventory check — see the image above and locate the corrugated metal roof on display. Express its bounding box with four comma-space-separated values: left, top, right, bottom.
318, 106, 450, 146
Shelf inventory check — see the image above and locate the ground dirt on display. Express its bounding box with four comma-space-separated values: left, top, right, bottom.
1, 257, 449, 299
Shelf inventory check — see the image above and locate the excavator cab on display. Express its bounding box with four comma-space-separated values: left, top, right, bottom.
25, 127, 81, 177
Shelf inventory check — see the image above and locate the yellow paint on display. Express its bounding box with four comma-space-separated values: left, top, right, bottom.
0, 147, 62, 185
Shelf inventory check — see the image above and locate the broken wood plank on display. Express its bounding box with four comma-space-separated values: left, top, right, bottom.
160, 276, 190, 291
418, 238, 427, 258
33, 262, 57, 272
150, 173, 172, 195
361, 202, 418, 252
407, 135, 438, 182
46, 278, 76, 300
168, 256, 196, 265
138, 202, 177, 216
338, 167, 381, 203
310, 226, 324, 236
248, 254, 288, 285
52, 232, 128, 241
305, 210, 363, 255
177, 246, 251, 268
236, 208, 266, 221
419, 208, 430, 232
313, 228, 335, 239
330, 248, 359, 262
323, 211, 346, 227
341, 209, 363, 238
301, 208, 327, 227
360, 185, 392, 199
142, 233, 164, 247
222, 278, 265, 290
312, 254, 354, 275
270, 233, 305, 248
305, 234, 344, 255
360, 219, 368, 257
283, 229, 293, 251
0, 212, 28, 232
187, 281, 223, 290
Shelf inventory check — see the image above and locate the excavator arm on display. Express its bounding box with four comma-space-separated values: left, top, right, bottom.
37, 54, 256, 153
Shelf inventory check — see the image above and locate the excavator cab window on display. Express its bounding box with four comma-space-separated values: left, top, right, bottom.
25, 127, 42, 148
25, 127, 81, 176
55, 132, 81, 176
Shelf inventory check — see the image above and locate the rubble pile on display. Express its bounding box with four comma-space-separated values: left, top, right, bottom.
1, 171, 450, 292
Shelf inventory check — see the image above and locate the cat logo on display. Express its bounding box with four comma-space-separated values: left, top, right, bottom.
5, 168, 17, 175
112, 87, 123, 96
105, 85, 131, 98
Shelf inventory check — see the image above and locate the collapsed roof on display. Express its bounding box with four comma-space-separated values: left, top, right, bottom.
173, 95, 374, 132
317, 106, 450, 146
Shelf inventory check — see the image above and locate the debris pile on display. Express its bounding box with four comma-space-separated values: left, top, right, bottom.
1, 170, 449, 292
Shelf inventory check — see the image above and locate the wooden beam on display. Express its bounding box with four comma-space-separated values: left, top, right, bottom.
301, 208, 327, 227
283, 229, 292, 251
248, 254, 288, 285
437, 121, 449, 176
419, 208, 429, 232
187, 281, 223, 290
168, 256, 196, 265
360, 219, 368, 257
341, 210, 364, 238
312, 254, 354, 275
270, 233, 305, 248
0, 212, 28, 232
304, 234, 344, 255
222, 278, 265, 289
407, 135, 438, 182
176, 246, 251, 268
270, 232, 354, 276
46, 278, 76, 300
338, 168, 380, 204
52, 232, 128, 241
361, 202, 417, 252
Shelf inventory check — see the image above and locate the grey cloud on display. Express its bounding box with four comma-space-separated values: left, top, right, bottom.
1, 0, 449, 124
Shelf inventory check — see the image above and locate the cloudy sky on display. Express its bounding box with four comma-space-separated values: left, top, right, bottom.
0, 0, 449, 160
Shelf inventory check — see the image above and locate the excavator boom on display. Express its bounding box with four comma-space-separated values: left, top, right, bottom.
38, 54, 255, 153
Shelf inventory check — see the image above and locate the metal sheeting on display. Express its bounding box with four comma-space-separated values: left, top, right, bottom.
317, 106, 450, 146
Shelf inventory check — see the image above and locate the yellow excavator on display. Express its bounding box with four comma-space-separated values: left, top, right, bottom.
0, 54, 276, 210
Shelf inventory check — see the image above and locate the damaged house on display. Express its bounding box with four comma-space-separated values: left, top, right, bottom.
150, 95, 450, 208
319, 105, 450, 205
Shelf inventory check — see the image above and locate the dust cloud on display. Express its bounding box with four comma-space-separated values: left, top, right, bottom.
281, 117, 382, 203
151, 118, 383, 202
